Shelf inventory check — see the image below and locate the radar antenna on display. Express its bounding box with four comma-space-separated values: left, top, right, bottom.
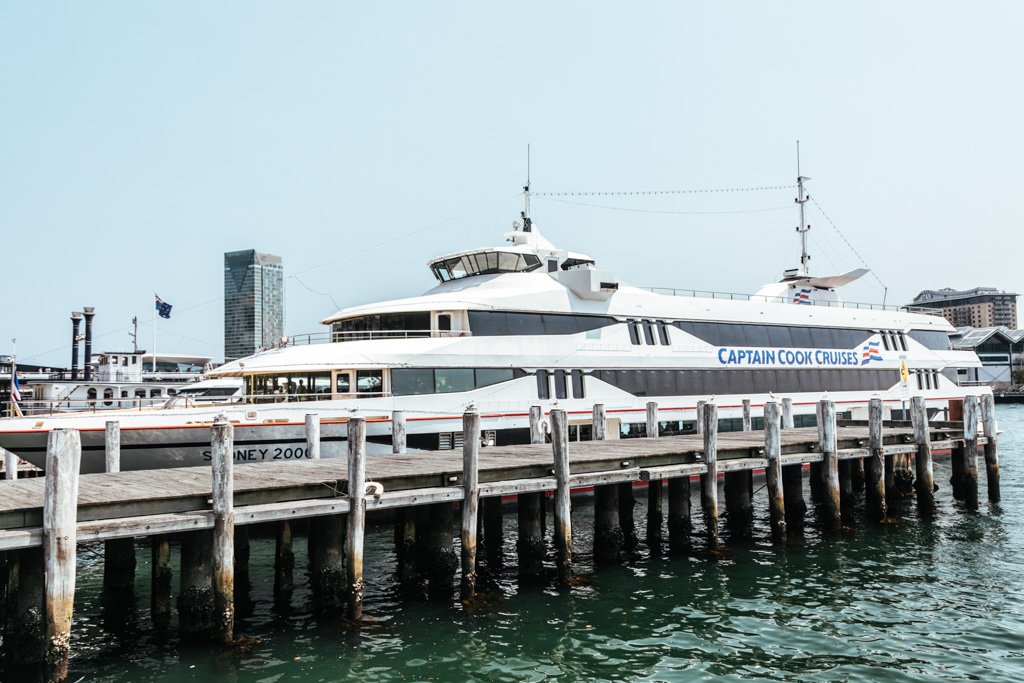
795, 141, 811, 275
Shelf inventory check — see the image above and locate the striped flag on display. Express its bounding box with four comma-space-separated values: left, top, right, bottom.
792, 288, 812, 305
10, 367, 21, 402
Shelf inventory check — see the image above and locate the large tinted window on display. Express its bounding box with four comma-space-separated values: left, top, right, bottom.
589, 368, 899, 396
675, 321, 872, 349
908, 330, 952, 350
391, 368, 520, 396
469, 311, 616, 336
392, 368, 434, 395
434, 368, 476, 393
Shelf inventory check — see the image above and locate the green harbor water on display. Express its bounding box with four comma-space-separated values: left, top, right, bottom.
9, 406, 1024, 682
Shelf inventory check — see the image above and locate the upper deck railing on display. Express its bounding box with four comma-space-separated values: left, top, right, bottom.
642, 287, 944, 316
285, 330, 469, 346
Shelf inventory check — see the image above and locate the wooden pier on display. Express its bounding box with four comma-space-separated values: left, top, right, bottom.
0, 395, 1002, 681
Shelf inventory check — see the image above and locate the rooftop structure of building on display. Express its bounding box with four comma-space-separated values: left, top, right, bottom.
908, 287, 1018, 330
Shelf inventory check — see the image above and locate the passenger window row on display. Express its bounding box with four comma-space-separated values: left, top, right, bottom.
881, 330, 908, 352
536, 369, 587, 400
675, 321, 872, 350
913, 369, 941, 391
590, 367, 898, 397
628, 320, 672, 346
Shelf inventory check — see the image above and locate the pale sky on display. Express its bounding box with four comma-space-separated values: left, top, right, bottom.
2, 2, 1022, 367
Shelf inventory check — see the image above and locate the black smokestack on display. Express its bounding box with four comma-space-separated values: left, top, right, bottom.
71, 311, 83, 380
83, 307, 95, 381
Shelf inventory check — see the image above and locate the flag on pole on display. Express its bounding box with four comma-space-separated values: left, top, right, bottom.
10, 368, 21, 402
155, 294, 173, 319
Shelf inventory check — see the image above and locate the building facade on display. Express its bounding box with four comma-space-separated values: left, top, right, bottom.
909, 287, 1019, 329
224, 250, 284, 362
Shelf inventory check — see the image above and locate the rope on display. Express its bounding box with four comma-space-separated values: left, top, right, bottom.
536, 196, 793, 216
534, 184, 796, 197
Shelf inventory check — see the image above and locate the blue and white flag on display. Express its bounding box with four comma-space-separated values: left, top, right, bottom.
155, 294, 173, 319
10, 367, 21, 402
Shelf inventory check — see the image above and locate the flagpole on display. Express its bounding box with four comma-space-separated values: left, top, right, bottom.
152, 309, 157, 373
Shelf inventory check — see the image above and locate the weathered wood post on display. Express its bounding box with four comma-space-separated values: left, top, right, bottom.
961, 396, 980, 510
392, 410, 406, 454
425, 502, 457, 596
178, 530, 214, 634
838, 460, 855, 523
724, 402, 752, 540
211, 414, 235, 643
866, 398, 888, 523
308, 509, 345, 609
305, 413, 321, 460
3, 446, 17, 480
742, 399, 752, 432
103, 420, 135, 596
151, 536, 172, 629
764, 400, 786, 543
460, 410, 480, 599
273, 520, 294, 602
645, 402, 663, 551
483, 496, 504, 571
592, 403, 606, 441
4, 548, 44, 665
696, 400, 706, 434
701, 403, 719, 549
817, 399, 842, 532
551, 409, 573, 585
911, 396, 935, 512
530, 405, 545, 444
43, 428, 82, 680
667, 475, 691, 552
780, 397, 805, 531
346, 416, 367, 617
593, 482, 623, 563
981, 394, 1000, 502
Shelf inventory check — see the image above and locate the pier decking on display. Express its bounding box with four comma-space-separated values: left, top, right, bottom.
0, 395, 1003, 682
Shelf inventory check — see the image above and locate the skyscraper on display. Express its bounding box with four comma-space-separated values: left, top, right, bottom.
224, 250, 284, 362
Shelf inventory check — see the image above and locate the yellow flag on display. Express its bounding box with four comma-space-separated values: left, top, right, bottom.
900, 361, 909, 383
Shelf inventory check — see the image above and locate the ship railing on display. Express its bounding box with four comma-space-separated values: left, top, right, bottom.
643, 287, 944, 316
11, 393, 244, 416
285, 329, 471, 346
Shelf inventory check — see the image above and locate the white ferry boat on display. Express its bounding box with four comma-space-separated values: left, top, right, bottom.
0, 203, 987, 473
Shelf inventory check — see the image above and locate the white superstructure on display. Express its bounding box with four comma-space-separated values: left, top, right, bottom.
0, 218, 986, 473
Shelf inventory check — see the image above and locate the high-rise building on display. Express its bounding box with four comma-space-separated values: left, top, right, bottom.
909, 287, 1019, 329
224, 250, 284, 362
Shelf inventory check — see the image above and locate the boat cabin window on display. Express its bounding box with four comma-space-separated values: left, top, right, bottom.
437, 314, 452, 332
430, 251, 542, 283
356, 369, 383, 396
536, 370, 551, 400
908, 329, 952, 350
332, 312, 432, 341
336, 372, 351, 394
560, 257, 595, 270
469, 311, 617, 337
249, 371, 336, 402
674, 321, 873, 350
391, 368, 519, 396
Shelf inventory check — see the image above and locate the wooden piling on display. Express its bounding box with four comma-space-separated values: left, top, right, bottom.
550, 409, 573, 585
646, 401, 659, 437
865, 398, 887, 522
460, 410, 480, 599
667, 476, 691, 551
151, 536, 172, 629
592, 403, 606, 441
105, 420, 120, 473
4, 548, 45, 664
3, 446, 17, 480
763, 400, 786, 542
103, 420, 135, 596
781, 398, 794, 429
43, 428, 81, 679
962, 396, 980, 509
529, 405, 545, 444
780, 397, 805, 531
696, 400, 706, 434
742, 399, 752, 432
701, 403, 719, 549
346, 417, 367, 617
724, 471, 753, 540
593, 483, 623, 563
911, 396, 935, 511
817, 400, 842, 532
483, 497, 504, 570
425, 502, 457, 595
305, 413, 321, 460
392, 410, 407, 454
211, 415, 234, 642
308, 514, 345, 610
516, 492, 545, 580
981, 393, 1000, 502
838, 461, 854, 522
274, 520, 294, 600
618, 481, 638, 551
178, 530, 214, 634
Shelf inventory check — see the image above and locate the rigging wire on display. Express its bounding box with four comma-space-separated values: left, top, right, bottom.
534, 184, 796, 197
810, 197, 888, 292
535, 196, 794, 216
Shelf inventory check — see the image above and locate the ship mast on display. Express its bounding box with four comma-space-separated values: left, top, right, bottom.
795, 141, 811, 275
521, 144, 532, 232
